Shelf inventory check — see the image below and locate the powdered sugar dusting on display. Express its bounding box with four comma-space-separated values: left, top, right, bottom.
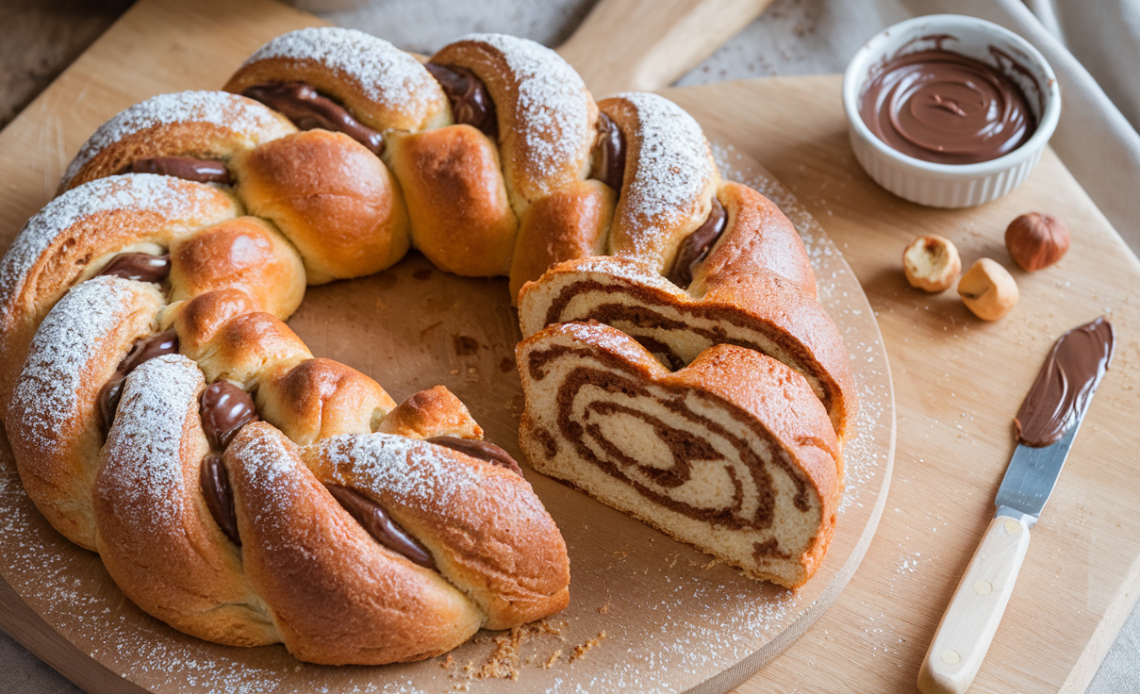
460, 33, 591, 184
613, 92, 715, 247
316, 433, 478, 506
61, 91, 292, 188
0, 174, 234, 332
246, 27, 441, 124
99, 354, 203, 525
10, 277, 147, 448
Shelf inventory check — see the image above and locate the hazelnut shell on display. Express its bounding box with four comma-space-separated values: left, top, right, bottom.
1005, 212, 1070, 271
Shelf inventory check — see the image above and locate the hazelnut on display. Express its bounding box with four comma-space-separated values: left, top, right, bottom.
903, 235, 961, 292
1005, 212, 1070, 271
958, 258, 1019, 320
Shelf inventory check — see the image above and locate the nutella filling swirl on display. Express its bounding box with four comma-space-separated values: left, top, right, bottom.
199, 381, 259, 451
98, 329, 180, 432
127, 157, 232, 184
425, 63, 499, 139
858, 47, 1037, 165
201, 454, 241, 546
426, 436, 524, 476
326, 485, 436, 569
242, 82, 385, 155
667, 198, 727, 288
1015, 317, 1115, 447
589, 113, 626, 193
96, 252, 171, 284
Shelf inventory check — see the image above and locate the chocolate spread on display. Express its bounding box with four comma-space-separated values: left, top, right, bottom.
589, 113, 626, 193
326, 485, 436, 569
424, 63, 499, 139
127, 157, 232, 184
98, 329, 180, 432
858, 46, 1036, 165
201, 454, 241, 546
668, 198, 727, 288
1015, 317, 1115, 447
427, 436, 524, 476
243, 82, 385, 155
199, 381, 258, 450
96, 252, 171, 284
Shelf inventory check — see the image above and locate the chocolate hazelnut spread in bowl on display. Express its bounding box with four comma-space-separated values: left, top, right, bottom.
842, 15, 1060, 208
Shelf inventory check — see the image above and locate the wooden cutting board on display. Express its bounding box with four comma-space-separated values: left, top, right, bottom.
0, 2, 1136, 694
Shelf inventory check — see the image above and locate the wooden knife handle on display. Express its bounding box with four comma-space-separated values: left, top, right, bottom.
556, 0, 774, 97
918, 514, 1032, 694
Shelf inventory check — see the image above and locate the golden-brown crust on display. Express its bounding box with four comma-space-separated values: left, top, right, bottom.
431, 35, 597, 209
598, 94, 719, 273
60, 93, 296, 193
693, 182, 817, 299
304, 433, 571, 631
233, 130, 411, 284
376, 385, 484, 440
7, 279, 163, 550
168, 216, 306, 319
508, 179, 614, 304
222, 29, 450, 135
0, 176, 240, 411
700, 268, 858, 445
162, 288, 257, 358
228, 423, 482, 664
93, 355, 278, 646
388, 125, 518, 276
257, 358, 397, 446
191, 311, 311, 388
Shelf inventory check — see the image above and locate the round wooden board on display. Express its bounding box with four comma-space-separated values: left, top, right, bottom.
0, 144, 894, 693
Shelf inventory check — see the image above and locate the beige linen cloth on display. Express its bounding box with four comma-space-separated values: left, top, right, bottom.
3, 1, 1137, 692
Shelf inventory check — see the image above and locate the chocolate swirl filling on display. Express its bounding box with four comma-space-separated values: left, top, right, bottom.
426, 436, 523, 476
96, 252, 171, 284
425, 63, 498, 139
242, 82, 385, 155
1015, 316, 1115, 447
326, 485, 437, 569
127, 157, 232, 184
97, 329, 180, 433
589, 113, 626, 193
668, 198, 727, 288
200, 454, 241, 546
529, 345, 812, 531
199, 381, 259, 451
197, 382, 258, 546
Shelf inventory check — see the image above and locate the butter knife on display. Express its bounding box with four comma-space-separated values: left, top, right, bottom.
917, 317, 1115, 694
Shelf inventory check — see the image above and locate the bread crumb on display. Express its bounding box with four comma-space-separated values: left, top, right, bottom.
568, 631, 607, 663
440, 654, 454, 669
596, 604, 610, 614
542, 648, 562, 669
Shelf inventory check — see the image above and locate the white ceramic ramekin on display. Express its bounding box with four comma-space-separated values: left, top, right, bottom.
842, 15, 1061, 208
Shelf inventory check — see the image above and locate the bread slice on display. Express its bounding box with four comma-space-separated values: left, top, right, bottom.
516, 321, 840, 588
518, 256, 857, 443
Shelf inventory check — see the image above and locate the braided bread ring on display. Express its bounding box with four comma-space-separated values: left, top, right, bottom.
1, 25, 861, 663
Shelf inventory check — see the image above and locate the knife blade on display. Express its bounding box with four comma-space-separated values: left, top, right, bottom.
918, 318, 1115, 694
